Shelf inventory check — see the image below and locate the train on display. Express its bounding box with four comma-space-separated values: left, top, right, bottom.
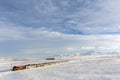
12, 60, 68, 71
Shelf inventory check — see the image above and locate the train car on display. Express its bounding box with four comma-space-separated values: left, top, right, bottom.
26, 64, 37, 69
36, 63, 45, 67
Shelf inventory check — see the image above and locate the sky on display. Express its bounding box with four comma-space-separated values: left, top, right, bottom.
0, 0, 120, 57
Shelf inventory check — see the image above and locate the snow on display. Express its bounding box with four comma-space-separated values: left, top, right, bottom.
0, 55, 120, 80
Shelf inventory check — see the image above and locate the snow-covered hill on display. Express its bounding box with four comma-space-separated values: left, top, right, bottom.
0, 55, 120, 80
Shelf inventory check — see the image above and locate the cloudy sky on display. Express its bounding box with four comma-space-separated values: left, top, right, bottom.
0, 0, 120, 57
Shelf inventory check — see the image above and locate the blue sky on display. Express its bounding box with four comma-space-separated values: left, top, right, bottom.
0, 0, 120, 57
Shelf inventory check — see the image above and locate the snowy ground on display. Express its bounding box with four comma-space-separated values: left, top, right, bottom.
0, 55, 120, 80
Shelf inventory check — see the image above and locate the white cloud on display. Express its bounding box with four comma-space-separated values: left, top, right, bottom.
1, 0, 120, 56
65, 0, 120, 34
1, 0, 120, 34
65, 47, 78, 51
80, 47, 95, 50
1, 24, 120, 55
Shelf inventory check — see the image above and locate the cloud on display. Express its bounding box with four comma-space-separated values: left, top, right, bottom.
0, 22, 120, 56
1, 26, 120, 55
1, 0, 120, 34
1, 0, 120, 56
